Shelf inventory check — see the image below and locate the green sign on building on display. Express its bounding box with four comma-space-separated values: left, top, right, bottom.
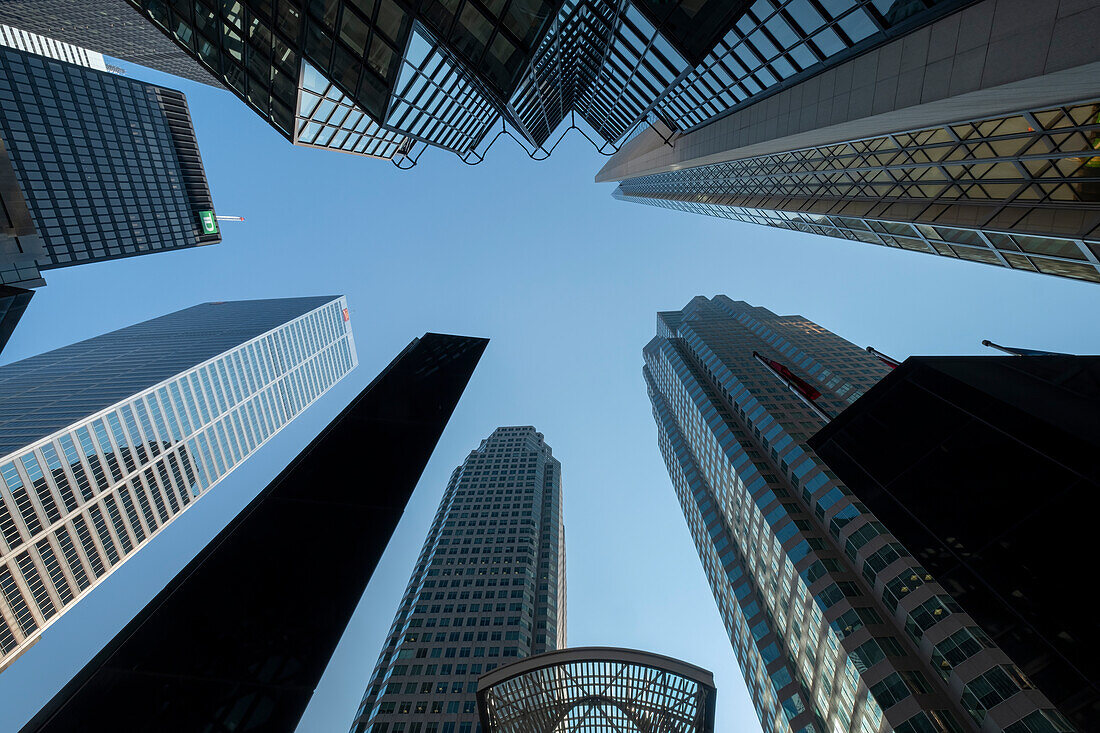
199, 210, 218, 235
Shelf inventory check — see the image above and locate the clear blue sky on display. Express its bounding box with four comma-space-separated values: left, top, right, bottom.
1, 61, 1099, 733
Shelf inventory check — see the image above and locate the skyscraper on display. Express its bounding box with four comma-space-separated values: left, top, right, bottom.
644, 296, 1071, 733
106, 0, 1100, 281
0, 3, 223, 87
808, 354, 1099, 728
20, 332, 487, 733
601, 1, 1100, 284
0, 39, 220, 352
0, 42, 219, 306
0, 296, 356, 672
0, 24, 109, 71
349, 425, 566, 733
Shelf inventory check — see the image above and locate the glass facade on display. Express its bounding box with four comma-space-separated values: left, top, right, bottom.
118, 0, 968, 159
0, 1, 224, 86
644, 296, 1067, 733
615, 100, 1100, 284
0, 45, 219, 289
0, 296, 357, 671
349, 426, 566, 733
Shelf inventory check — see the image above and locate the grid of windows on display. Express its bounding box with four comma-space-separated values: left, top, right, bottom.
616, 101, 1100, 284
349, 427, 565, 733
656, 0, 959, 131
123, 0, 970, 163
0, 297, 356, 669
0, 1, 223, 86
0, 46, 217, 279
127, 0, 413, 136
296, 61, 417, 160
386, 28, 498, 154
0, 24, 108, 71
644, 296, 1063, 733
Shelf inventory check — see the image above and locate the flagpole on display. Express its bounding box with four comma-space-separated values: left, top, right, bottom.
752, 352, 833, 422
865, 346, 900, 368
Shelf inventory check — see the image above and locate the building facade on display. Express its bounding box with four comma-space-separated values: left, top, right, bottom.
0, 2, 223, 87
601, 0, 1100, 284
349, 425, 566, 733
0, 296, 357, 672
0, 25, 108, 71
19, 333, 487, 733
808, 355, 1099, 729
0, 43, 219, 293
644, 296, 1071, 733
106, 0, 1100, 281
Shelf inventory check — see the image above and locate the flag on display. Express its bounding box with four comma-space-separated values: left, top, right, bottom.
754, 352, 821, 400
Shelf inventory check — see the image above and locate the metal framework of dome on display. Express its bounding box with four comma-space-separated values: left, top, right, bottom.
477, 647, 716, 733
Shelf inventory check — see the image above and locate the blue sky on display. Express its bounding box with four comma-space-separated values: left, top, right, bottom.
1, 61, 1099, 733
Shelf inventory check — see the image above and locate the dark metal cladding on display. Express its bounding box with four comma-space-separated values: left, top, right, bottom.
20, 332, 488, 733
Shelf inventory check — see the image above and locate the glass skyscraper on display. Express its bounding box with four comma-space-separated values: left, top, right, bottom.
0, 296, 356, 672
644, 296, 1071, 733
0, 2, 222, 87
349, 425, 566, 733
601, 1, 1100, 284
0, 43, 219, 291
97, 0, 1100, 281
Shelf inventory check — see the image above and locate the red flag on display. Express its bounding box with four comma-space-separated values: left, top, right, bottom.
759, 354, 821, 401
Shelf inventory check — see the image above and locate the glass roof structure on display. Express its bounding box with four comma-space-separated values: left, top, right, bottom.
477, 647, 716, 733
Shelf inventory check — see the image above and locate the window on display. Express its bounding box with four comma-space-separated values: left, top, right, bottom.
961, 665, 1033, 723
905, 596, 961, 641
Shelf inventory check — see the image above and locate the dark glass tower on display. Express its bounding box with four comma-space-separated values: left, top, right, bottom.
19, 333, 487, 733
0, 44, 219, 294
349, 425, 566, 733
0, 2, 223, 87
809, 355, 1100, 729
644, 296, 1072, 733
0, 296, 356, 672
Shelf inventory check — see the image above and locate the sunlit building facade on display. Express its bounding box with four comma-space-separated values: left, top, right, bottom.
0, 296, 356, 671
602, 1, 1100, 284
644, 296, 1071, 733
349, 426, 566, 733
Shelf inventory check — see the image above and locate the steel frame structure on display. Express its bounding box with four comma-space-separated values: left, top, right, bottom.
477, 647, 716, 733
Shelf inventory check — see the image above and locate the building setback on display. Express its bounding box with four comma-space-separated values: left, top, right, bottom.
644, 296, 1071, 733
808, 355, 1099, 729
349, 425, 566, 733
0, 296, 356, 672
0, 43, 219, 291
0, 2, 223, 87
18, 332, 487, 733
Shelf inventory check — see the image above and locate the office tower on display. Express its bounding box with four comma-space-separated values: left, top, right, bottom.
349, 426, 566, 733
0, 3, 222, 87
0, 25, 108, 71
644, 296, 1071, 733
809, 355, 1099, 729
20, 333, 487, 733
111, 0, 1100, 282
477, 647, 717, 733
0, 43, 219, 292
0, 296, 356, 673
601, 1, 1100, 284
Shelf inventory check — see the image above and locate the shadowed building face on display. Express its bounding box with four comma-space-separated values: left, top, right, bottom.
18, 332, 487, 733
